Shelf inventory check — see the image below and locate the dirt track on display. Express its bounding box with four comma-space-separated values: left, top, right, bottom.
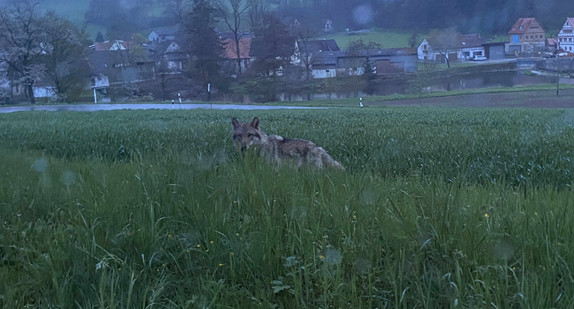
373, 89, 574, 108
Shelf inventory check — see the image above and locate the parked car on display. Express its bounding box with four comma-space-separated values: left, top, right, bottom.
473, 56, 487, 61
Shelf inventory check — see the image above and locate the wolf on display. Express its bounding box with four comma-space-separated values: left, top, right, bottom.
231, 117, 344, 170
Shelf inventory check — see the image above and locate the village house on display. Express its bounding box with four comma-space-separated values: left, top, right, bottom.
557, 18, 574, 53
0, 62, 10, 104
148, 26, 179, 43
324, 19, 334, 33
374, 48, 418, 75
86, 40, 156, 102
546, 38, 558, 51
292, 39, 340, 64
337, 48, 417, 76
309, 51, 340, 78
507, 18, 546, 55
291, 39, 341, 78
482, 42, 506, 60
92, 40, 137, 51
147, 40, 188, 74
220, 36, 253, 75
0, 52, 60, 103
291, 39, 417, 79
417, 34, 485, 63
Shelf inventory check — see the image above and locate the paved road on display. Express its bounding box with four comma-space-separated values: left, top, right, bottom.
0, 103, 323, 113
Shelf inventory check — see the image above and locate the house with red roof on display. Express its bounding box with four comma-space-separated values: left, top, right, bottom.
417, 33, 485, 62
507, 18, 546, 54
557, 18, 574, 53
221, 37, 252, 74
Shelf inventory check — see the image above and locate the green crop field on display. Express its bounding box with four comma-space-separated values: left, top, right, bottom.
0, 107, 573, 308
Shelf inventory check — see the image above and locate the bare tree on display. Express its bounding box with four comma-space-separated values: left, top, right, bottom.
218, 0, 251, 75
0, 2, 49, 104
427, 28, 462, 69
296, 27, 317, 81
247, 0, 271, 30
165, 0, 191, 23
42, 12, 90, 102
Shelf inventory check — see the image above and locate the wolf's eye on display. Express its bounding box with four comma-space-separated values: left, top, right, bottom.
248, 133, 255, 137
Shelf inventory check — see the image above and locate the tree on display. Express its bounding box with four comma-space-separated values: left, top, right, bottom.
218, 0, 251, 75
250, 13, 294, 77
348, 39, 382, 51
410, 61, 438, 97
427, 28, 462, 69
296, 27, 317, 81
247, 0, 271, 30
182, 0, 224, 95
95, 31, 105, 42
42, 12, 91, 102
0, 1, 49, 104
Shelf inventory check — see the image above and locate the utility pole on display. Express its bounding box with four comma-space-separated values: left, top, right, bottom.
556, 51, 560, 96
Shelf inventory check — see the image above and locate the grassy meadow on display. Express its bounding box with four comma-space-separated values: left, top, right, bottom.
0, 107, 573, 308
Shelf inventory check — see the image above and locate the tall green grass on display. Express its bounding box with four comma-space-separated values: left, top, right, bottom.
0, 108, 572, 308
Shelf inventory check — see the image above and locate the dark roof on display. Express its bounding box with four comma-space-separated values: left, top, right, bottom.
482, 42, 507, 47
151, 26, 179, 36
299, 39, 340, 52
459, 34, 484, 48
85, 50, 153, 74
313, 51, 344, 65
342, 48, 417, 57
311, 48, 416, 66
146, 40, 186, 60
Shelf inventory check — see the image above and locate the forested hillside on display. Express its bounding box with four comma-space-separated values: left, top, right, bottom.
3, 0, 574, 41
280, 0, 574, 34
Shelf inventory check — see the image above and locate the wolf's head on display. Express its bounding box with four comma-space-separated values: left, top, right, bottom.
231, 117, 265, 152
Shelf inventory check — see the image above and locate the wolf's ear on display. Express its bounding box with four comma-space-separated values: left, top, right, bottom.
251, 117, 260, 130
232, 117, 240, 129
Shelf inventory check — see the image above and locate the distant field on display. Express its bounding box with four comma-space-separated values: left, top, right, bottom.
33, 0, 166, 38
1, 107, 572, 307
41, 0, 90, 25
322, 30, 419, 49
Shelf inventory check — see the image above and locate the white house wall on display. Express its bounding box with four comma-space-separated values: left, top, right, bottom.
558, 19, 574, 52
312, 69, 336, 78
458, 47, 485, 60
417, 39, 435, 61
33, 87, 56, 98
